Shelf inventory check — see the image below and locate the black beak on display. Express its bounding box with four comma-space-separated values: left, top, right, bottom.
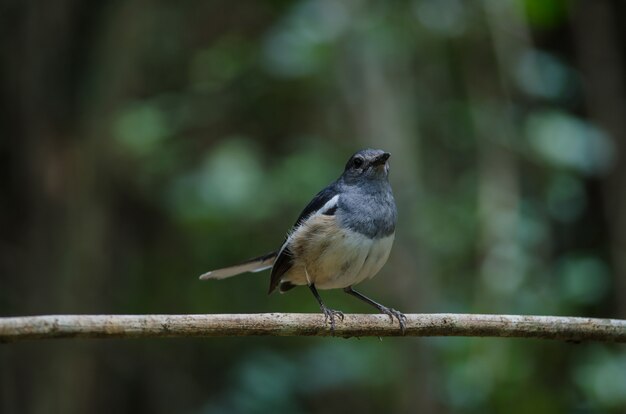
372, 152, 390, 166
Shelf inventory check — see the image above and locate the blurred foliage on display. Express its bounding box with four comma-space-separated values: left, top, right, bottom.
1, 0, 626, 413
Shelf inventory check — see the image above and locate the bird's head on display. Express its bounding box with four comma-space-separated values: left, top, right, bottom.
342, 148, 391, 184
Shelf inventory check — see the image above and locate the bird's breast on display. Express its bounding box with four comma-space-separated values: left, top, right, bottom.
286, 214, 395, 289
336, 190, 397, 238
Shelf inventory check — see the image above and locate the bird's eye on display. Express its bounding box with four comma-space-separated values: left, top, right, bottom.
353, 157, 364, 168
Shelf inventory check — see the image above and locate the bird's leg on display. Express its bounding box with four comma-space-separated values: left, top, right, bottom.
308, 284, 344, 331
343, 286, 407, 334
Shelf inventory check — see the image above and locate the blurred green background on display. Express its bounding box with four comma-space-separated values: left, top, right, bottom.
1, 0, 626, 413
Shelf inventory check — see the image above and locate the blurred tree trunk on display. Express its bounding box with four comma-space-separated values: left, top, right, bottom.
0, 1, 149, 413
571, 0, 626, 318
333, 4, 438, 413
472, 0, 527, 312
1, 2, 101, 412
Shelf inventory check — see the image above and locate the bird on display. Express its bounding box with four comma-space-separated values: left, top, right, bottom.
199, 148, 405, 332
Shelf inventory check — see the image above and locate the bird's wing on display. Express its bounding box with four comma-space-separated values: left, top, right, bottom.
199, 251, 277, 280
268, 184, 340, 293
291, 183, 340, 228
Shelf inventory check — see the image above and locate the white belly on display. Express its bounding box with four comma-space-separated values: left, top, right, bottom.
287, 228, 395, 290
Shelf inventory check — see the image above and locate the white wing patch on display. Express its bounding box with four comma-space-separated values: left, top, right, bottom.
317, 194, 339, 215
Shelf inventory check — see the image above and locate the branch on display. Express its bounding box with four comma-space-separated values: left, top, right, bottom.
1, 313, 625, 343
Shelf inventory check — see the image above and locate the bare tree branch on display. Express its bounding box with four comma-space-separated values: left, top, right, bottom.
1, 314, 625, 343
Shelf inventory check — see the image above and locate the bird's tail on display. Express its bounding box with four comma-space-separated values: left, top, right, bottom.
198, 251, 278, 280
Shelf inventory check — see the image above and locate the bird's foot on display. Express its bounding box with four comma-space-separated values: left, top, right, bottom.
379, 306, 407, 334
320, 306, 344, 332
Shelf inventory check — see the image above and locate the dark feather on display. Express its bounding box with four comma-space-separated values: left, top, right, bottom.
279, 281, 297, 292
292, 183, 339, 227
268, 183, 339, 294
268, 245, 294, 293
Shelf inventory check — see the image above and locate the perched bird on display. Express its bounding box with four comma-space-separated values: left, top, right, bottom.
199, 148, 405, 332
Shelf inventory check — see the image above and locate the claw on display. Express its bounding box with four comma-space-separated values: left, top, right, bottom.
342, 287, 406, 335
379, 307, 407, 335
321, 306, 344, 332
